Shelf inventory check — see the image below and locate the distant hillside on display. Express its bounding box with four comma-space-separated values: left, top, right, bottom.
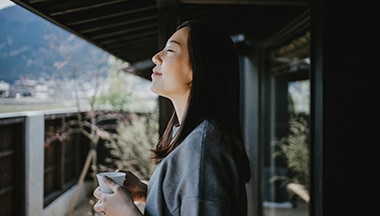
0, 5, 112, 84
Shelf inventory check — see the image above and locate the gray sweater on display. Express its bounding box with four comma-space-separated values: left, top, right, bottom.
144, 120, 248, 216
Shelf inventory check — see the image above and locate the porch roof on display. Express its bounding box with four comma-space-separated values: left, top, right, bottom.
11, 0, 309, 80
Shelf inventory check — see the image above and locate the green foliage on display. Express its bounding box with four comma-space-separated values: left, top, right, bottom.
276, 115, 310, 190
93, 69, 133, 112
92, 58, 157, 113
86, 57, 158, 182
100, 111, 159, 181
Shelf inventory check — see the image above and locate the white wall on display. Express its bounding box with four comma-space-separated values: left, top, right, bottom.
25, 113, 44, 216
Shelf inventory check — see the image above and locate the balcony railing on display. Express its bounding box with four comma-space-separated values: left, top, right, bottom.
0, 109, 90, 216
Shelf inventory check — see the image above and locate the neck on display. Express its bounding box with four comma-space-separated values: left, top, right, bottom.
171, 95, 189, 124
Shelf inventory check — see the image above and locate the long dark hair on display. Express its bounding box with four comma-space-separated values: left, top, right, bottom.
152, 20, 251, 183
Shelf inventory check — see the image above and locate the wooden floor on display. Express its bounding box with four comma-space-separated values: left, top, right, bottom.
264, 202, 308, 216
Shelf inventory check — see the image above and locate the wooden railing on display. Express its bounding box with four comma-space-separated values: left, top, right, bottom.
0, 109, 88, 216
0, 109, 145, 216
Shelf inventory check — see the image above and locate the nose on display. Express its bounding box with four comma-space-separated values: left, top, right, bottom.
152, 52, 161, 65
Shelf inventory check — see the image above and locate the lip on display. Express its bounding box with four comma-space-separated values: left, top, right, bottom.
151, 68, 162, 78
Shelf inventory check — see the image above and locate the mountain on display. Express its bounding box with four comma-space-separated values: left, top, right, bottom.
0, 5, 112, 84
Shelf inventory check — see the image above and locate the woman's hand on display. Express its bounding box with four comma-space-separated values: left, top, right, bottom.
119, 170, 148, 203
93, 175, 143, 216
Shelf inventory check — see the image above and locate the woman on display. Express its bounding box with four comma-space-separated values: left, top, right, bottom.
93, 20, 251, 216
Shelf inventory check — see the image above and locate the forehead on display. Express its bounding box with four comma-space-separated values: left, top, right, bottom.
168, 27, 190, 45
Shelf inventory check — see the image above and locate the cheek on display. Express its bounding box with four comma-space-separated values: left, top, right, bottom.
182, 65, 193, 85
186, 72, 192, 87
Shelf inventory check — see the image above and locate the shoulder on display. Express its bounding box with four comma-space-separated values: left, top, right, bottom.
161, 120, 227, 164
171, 120, 223, 156
168, 119, 234, 168
187, 119, 223, 143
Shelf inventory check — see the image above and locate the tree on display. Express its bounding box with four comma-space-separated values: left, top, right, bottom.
41, 27, 159, 215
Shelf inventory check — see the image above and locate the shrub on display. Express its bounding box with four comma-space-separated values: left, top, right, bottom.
275, 115, 310, 190
100, 111, 159, 181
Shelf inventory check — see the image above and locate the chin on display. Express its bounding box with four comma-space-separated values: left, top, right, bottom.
150, 86, 159, 95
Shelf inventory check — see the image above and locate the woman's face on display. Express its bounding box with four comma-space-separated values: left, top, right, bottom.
150, 27, 192, 101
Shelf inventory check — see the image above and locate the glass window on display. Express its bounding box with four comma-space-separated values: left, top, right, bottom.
262, 31, 310, 216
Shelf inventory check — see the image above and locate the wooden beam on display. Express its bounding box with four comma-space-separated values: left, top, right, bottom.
179, 0, 310, 5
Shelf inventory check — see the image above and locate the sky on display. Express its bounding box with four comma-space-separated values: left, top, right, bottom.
0, 0, 15, 10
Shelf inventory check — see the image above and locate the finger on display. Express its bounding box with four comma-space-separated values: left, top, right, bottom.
93, 186, 103, 199
93, 200, 104, 212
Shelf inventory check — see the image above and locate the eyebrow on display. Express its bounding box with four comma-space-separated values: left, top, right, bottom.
167, 39, 182, 46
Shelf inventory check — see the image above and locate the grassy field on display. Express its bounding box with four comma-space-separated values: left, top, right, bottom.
0, 98, 87, 114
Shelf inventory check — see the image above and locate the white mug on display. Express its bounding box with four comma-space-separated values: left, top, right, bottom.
96, 171, 126, 193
